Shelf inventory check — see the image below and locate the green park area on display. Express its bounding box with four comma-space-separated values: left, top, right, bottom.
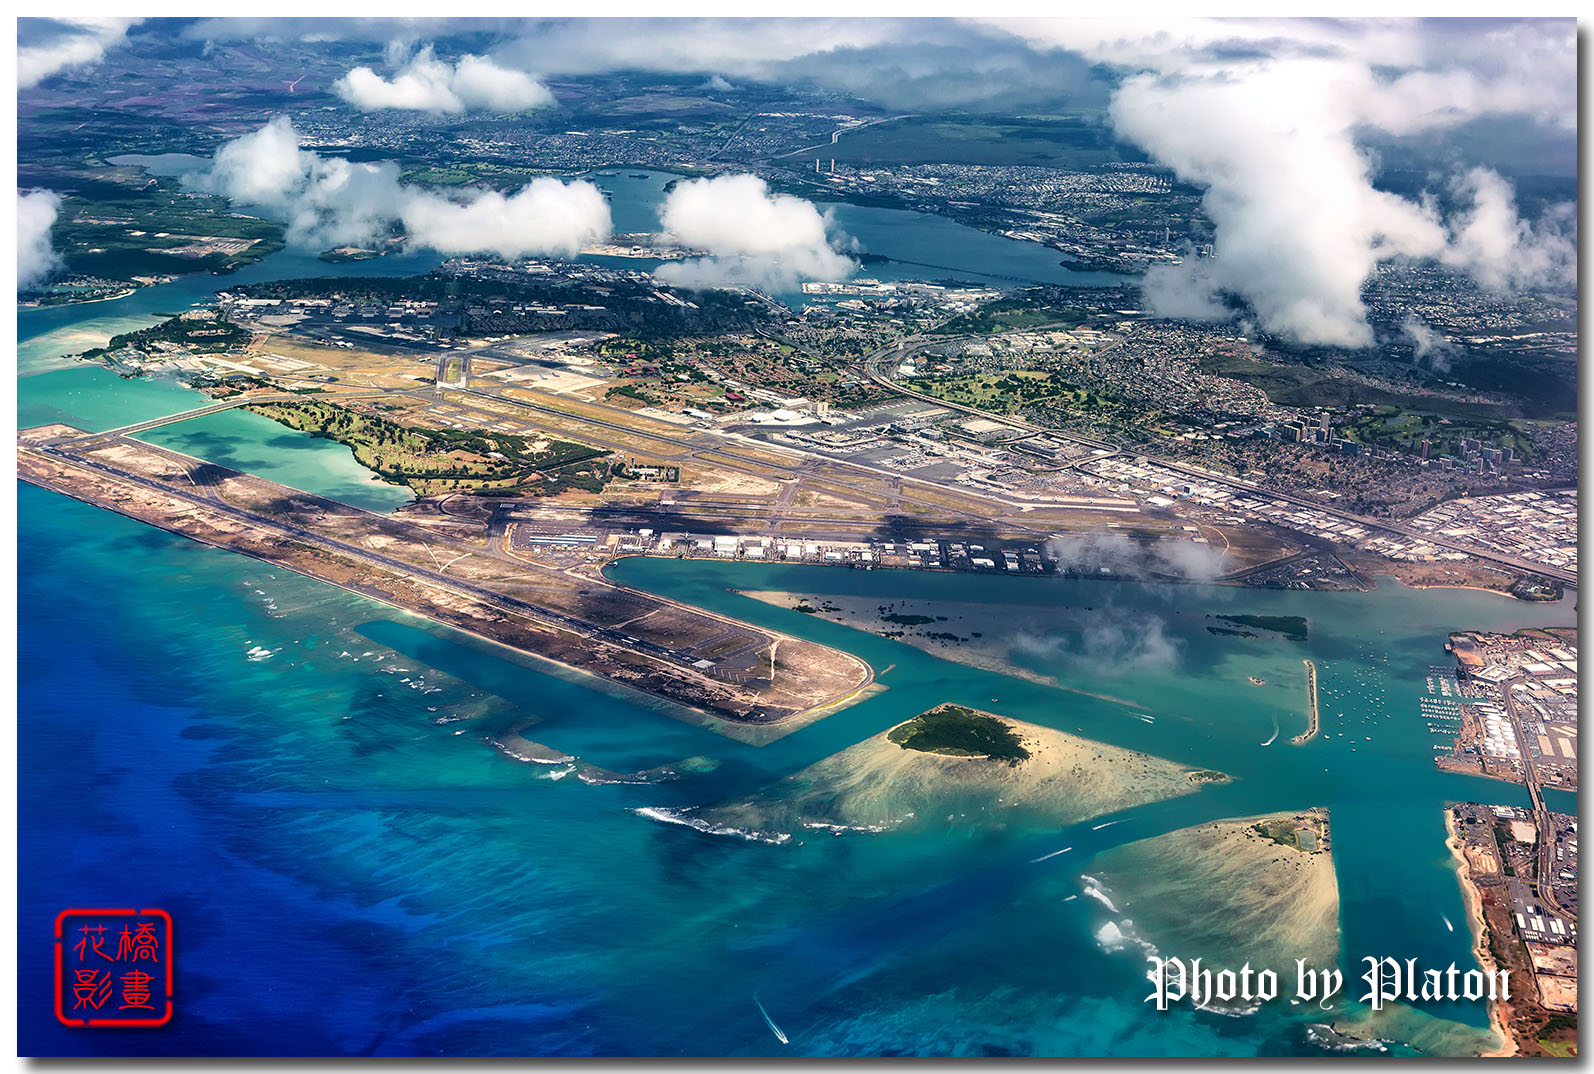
906, 369, 1119, 419
931, 299, 1088, 335
1338, 407, 1542, 463
247, 401, 612, 497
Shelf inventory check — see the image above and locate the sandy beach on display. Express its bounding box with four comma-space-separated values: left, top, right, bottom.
1093, 811, 1340, 972
1445, 810, 1517, 1057
690, 708, 1223, 837
1292, 659, 1320, 744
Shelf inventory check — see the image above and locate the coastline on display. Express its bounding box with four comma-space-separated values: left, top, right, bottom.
19, 286, 141, 310
1445, 809, 1518, 1058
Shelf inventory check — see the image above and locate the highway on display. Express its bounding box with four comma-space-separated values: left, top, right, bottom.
1499, 674, 1574, 921
853, 333, 1577, 586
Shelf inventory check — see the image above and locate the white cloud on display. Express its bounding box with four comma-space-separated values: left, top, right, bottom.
18, 190, 63, 290
1044, 530, 1226, 582
496, 17, 1576, 331
18, 18, 141, 88
335, 45, 554, 114
1011, 611, 1184, 673
188, 116, 315, 212
68, 18, 1571, 338
1400, 315, 1454, 372
1441, 168, 1575, 293
655, 174, 855, 291
184, 117, 609, 260
401, 180, 609, 260
1093, 24, 1575, 347
1112, 60, 1451, 348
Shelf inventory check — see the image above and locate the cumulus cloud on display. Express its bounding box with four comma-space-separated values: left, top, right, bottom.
655, 174, 855, 291
119, 18, 1575, 336
1441, 167, 1575, 292
1112, 61, 1449, 348
1110, 54, 1573, 346
18, 17, 140, 88
401, 180, 609, 259
18, 190, 63, 290
185, 117, 609, 259
335, 45, 554, 114
972, 19, 1575, 347
1045, 531, 1227, 582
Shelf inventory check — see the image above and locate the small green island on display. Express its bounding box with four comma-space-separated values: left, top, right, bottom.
887, 704, 1032, 766
1206, 613, 1310, 642
1252, 811, 1331, 852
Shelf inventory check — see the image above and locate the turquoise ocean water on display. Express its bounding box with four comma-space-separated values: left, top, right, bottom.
17, 221, 1572, 1057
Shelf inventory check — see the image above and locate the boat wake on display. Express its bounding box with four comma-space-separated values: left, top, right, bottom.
1030, 846, 1073, 864
1261, 716, 1279, 747
754, 994, 789, 1045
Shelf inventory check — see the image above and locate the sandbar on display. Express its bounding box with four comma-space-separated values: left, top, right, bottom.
1092, 810, 1339, 972
686, 706, 1225, 838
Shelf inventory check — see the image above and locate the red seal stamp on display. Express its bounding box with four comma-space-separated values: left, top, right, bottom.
54, 909, 173, 1028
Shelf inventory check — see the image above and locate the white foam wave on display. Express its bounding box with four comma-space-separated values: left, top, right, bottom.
1079, 874, 1119, 913
632, 807, 792, 845
801, 820, 899, 835
1095, 916, 1158, 960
